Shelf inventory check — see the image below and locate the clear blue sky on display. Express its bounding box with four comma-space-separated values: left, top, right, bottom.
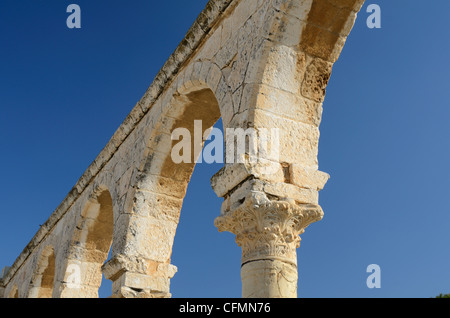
0, 0, 449, 298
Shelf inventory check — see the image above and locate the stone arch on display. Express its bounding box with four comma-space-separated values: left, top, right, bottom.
136, 59, 229, 229
102, 60, 231, 298
135, 61, 227, 261
7, 285, 19, 298
58, 187, 114, 298
27, 246, 56, 298
134, 59, 231, 213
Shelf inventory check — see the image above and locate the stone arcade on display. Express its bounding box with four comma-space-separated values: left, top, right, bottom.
0, 0, 364, 298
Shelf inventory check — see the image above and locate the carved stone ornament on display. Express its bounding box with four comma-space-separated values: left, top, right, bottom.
215, 195, 324, 265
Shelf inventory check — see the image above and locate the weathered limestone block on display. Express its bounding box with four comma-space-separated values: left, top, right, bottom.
241, 83, 324, 127
290, 164, 330, 191
301, 57, 334, 103
102, 254, 177, 298
57, 283, 99, 298
211, 162, 285, 198
250, 108, 321, 167
212, 167, 322, 216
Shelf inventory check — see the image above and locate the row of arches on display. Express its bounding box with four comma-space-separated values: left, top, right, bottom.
5, 61, 228, 298
2, 0, 364, 298
6, 78, 226, 298
7, 189, 114, 298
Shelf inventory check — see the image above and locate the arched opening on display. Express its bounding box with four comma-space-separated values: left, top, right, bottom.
170, 118, 243, 297
139, 86, 223, 206
28, 246, 56, 298
63, 189, 114, 298
128, 85, 224, 297
162, 87, 222, 178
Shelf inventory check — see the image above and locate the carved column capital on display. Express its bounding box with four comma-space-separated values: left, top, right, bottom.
215, 195, 323, 265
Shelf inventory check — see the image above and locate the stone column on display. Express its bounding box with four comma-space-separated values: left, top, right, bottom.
215, 193, 322, 298
212, 163, 327, 298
